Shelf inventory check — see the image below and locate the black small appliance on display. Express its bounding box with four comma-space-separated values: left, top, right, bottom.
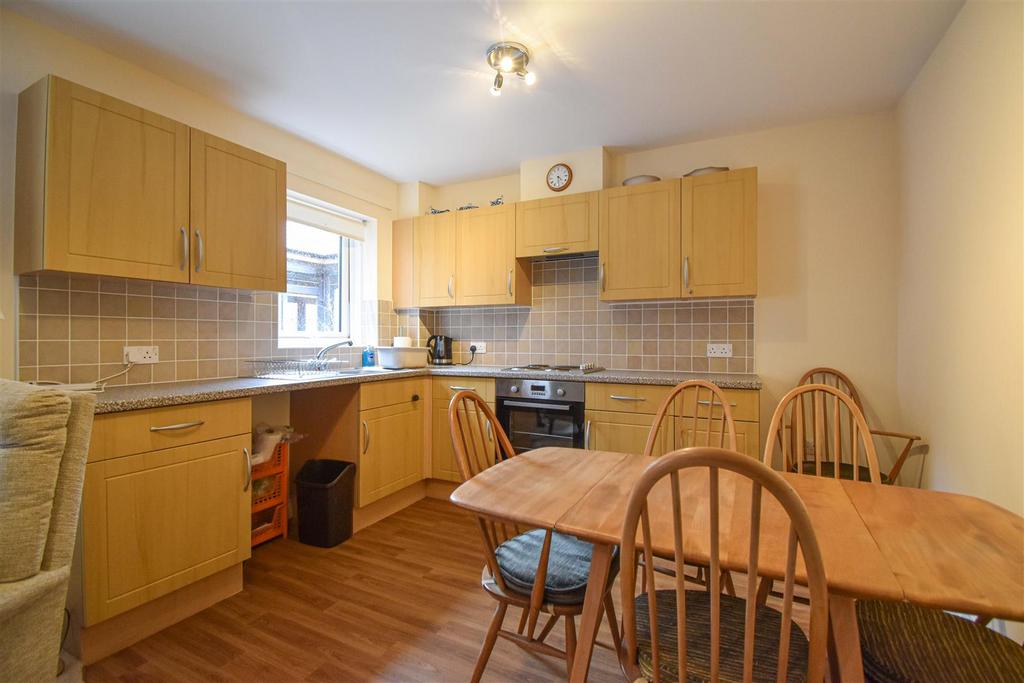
426, 335, 454, 365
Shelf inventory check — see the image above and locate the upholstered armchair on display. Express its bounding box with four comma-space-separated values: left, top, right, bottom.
0, 380, 96, 682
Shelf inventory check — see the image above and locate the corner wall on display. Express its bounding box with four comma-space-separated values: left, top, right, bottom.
895, 1, 1023, 516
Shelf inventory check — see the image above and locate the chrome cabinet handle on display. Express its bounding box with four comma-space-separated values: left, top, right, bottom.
179, 226, 188, 271
449, 385, 477, 392
507, 269, 512, 296
683, 256, 690, 290
362, 420, 370, 454
599, 263, 606, 292
609, 395, 645, 402
149, 420, 205, 432
584, 420, 592, 449
697, 399, 737, 407
242, 447, 252, 492
447, 275, 454, 299
543, 246, 567, 254
194, 229, 205, 272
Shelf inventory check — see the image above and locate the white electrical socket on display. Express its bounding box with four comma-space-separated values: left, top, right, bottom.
706, 343, 733, 358
469, 341, 487, 354
124, 345, 159, 364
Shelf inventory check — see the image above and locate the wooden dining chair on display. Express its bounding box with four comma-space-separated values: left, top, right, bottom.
643, 380, 738, 594
448, 390, 621, 681
644, 380, 738, 456
799, 367, 924, 485
618, 447, 829, 683
763, 383, 883, 484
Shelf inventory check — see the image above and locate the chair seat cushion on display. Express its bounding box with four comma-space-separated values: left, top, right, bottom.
857, 599, 1024, 683
636, 589, 810, 682
494, 529, 617, 605
796, 460, 889, 484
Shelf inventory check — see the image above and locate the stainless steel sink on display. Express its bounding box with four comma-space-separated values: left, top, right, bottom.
247, 359, 392, 380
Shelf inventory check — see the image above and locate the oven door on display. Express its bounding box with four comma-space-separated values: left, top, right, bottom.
496, 398, 584, 454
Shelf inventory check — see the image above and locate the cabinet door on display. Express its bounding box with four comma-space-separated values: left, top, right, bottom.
392, 218, 416, 309
677, 419, 760, 458
456, 205, 526, 306
681, 168, 757, 297
44, 77, 190, 281
81, 435, 251, 625
515, 192, 598, 257
358, 401, 424, 506
584, 410, 671, 456
431, 406, 462, 482
190, 130, 286, 291
599, 179, 681, 301
415, 214, 457, 307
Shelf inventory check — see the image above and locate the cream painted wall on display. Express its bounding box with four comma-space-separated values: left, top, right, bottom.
896, 1, 1023, 516
429, 173, 519, 214
613, 113, 905, 466
520, 147, 608, 200
0, 9, 399, 377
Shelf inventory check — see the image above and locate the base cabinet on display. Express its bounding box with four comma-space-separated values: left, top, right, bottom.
584, 409, 673, 456
358, 379, 426, 506
81, 433, 251, 626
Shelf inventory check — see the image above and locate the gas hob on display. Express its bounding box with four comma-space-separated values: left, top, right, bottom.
500, 363, 604, 374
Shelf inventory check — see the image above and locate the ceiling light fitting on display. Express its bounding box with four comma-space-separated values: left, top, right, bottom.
486, 41, 535, 96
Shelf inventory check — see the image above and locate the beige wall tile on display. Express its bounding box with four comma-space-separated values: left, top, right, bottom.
127, 295, 153, 318
70, 340, 99, 365
38, 290, 69, 315
38, 315, 69, 340
19, 341, 37, 366
100, 317, 127, 340
38, 341, 69, 366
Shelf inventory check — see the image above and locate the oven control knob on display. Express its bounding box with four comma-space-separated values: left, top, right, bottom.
556, 388, 566, 397
510, 385, 519, 393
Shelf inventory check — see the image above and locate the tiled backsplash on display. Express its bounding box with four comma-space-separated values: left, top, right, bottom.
18, 257, 754, 385
398, 257, 755, 373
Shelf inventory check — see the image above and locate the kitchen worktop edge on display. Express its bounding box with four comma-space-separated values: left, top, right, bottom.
90, 366, 762, 414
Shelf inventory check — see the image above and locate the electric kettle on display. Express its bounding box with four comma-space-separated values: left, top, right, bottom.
426, 335, 454, 365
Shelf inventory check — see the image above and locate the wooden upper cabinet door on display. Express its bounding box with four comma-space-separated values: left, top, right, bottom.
681, 167, 757, 297
190, 130, 286, 291
392, 218, 416, 309
515, 192, 599, 257
415, 213, 457, 307
456, 204, 529, 306
37, 77, 190, 281
599, 179, 681, 301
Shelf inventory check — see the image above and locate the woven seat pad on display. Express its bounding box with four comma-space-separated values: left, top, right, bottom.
857, 599, 1024, 683
495, 529, 618, 605
635, 589, 810, 682
795, 461, 890, 484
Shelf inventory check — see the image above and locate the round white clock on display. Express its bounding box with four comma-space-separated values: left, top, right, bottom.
546, 163, 572, 192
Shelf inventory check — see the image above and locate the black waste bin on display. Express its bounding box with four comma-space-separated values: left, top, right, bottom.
296, 459, 355, 548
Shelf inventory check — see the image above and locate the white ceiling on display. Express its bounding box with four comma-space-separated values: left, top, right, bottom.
9, 0, 962, 184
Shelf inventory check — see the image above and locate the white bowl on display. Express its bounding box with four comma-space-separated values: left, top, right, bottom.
622, 174, 661, 186
377, 346, 429, 369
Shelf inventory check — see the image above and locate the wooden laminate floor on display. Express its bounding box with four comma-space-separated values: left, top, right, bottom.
84, 497, 811, 682
83, 498, 626, 682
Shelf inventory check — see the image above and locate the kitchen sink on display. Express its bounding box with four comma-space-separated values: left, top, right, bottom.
248, 359, 393, 381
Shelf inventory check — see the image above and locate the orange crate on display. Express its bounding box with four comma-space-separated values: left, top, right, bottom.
251, 504, 286, 546
251, 442, 288, 546
252, 442, 287, 478
251, 472, 283, 511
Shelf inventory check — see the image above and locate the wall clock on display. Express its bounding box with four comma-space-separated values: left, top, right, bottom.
546, 163, 572, 192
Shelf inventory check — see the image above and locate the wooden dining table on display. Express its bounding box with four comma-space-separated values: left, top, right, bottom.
450, 447, 1024, 683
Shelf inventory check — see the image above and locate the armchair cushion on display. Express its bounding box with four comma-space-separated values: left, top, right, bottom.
0, 382, 71, 582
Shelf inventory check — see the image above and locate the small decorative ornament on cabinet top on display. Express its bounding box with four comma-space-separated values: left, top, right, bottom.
546, 162, 572, 192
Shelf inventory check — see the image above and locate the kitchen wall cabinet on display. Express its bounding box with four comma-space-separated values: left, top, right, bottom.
14, 75, 286, 291
392, 218, 416, 309
79, 400, 252, 626
598, 179, 681, 301
515, 192, 599, 258
455, 204, 531, 306
358, 378, 426, 505
681, 167, 757, 297
415, 213, 457, 307
189, 130, 286, 291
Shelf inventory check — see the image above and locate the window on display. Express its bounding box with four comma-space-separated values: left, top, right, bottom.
278, 193, 365, 348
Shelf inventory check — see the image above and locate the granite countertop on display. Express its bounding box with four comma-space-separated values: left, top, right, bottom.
92, 365, 762, 414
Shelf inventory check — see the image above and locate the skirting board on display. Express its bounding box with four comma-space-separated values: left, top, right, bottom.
77, 563, 242, 665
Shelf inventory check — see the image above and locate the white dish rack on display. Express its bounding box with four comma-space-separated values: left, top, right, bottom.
247, 358, 353, 379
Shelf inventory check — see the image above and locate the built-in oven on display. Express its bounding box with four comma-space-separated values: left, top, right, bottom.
495, 379, 585, 454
